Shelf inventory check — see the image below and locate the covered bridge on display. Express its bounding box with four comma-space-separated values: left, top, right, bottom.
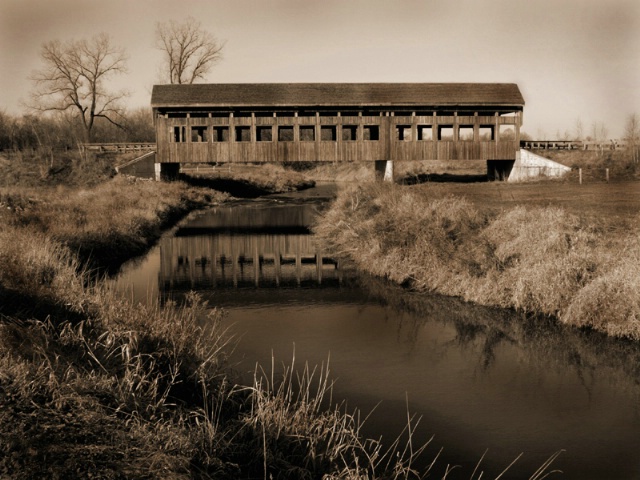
151, 83, 525, 180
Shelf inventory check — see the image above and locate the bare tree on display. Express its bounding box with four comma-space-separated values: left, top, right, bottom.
590, 122, 609, 142
590, 121, 609, 156
574, 118, 584, 140
29, 33, 128, 142
624, 113, 640, 163
155, 16, 224, 84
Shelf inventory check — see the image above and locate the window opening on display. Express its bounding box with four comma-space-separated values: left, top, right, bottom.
417, 125, 433, 141
235, 126, 251, 142
256, 126, 273, 142
278, 126, 294, 142
172, 126, 186, 142
191, 126, 208, 142
342, 125, 357, 141
299, 126, 315, 141
479, 125, 494, 141
364, 125, 379, 141
438, 126, 454, 141
396, 125, 412, 141
213, 127, 229, 142
499, 124, 516, 140
458, 126, 474, 141
320, 126, 337, 141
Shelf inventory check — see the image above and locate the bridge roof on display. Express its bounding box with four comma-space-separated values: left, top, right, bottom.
151, 83, 524, 109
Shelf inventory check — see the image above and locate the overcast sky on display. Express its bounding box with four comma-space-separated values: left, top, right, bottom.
1, 0, 638, 138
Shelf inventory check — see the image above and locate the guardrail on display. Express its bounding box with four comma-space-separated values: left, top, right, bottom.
79, 142, 156, 153
520, 140, 627, 150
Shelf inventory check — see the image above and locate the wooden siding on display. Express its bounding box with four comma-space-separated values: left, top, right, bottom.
156, 111, 522, 164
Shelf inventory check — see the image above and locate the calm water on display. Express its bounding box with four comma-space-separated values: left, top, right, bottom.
116, 187, 640, 479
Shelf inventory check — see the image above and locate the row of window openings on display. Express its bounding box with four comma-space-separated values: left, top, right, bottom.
174, 125, 511, 143
166, 111, 519, 119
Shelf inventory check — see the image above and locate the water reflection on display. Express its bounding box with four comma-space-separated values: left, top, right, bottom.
159, 204, 342, 293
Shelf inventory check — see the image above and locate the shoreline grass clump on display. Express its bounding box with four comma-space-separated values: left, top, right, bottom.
314, 183, 640, 340
1, 175, 228, 273
183, 163, 316, 197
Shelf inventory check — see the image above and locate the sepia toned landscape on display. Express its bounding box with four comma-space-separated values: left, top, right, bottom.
1, 1, 639, 479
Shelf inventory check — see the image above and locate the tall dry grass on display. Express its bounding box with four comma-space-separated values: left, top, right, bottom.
315, 183, 640, 340
1, 176, 228, 272
185, 163, 315, 197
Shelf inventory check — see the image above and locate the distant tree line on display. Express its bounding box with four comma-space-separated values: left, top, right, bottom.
0, 107, 155, 152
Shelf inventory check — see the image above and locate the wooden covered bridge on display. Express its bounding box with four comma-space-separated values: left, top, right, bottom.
150, 83, 525, 180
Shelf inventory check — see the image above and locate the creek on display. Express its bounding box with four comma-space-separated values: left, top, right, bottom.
115, 184, 640, 479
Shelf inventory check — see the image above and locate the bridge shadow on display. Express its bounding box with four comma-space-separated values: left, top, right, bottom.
399, 172, 489, 185
179, 173, 271, 198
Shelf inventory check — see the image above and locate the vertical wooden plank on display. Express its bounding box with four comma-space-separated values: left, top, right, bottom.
254, 241, 260, 287
250, 112, 256, 163
453, 111, 459, 142
315, 111, 320, 161
473, 112, 479, 142
274, 250, 281, 287
432, 111, 438, 142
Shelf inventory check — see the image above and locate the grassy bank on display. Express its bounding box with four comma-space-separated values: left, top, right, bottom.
0, 176, 227, 274
315, 183, 640, 340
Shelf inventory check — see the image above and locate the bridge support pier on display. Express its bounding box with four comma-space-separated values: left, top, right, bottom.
155, 163, 180, 181
374, 160, 394, 182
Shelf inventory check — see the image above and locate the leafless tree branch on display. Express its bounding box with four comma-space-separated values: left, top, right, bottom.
155, 16, 224, 84
28, 33, 128, 141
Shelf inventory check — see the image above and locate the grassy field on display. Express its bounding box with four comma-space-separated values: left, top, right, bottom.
403, 180, 640, 231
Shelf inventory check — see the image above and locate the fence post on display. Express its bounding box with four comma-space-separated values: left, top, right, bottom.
606, 168, 609, 183
579, 168, 582, 185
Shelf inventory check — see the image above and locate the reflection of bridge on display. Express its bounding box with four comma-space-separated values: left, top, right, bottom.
159, 233, 341, 290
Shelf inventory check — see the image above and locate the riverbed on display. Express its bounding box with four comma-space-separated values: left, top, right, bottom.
115, 184, 640, 479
